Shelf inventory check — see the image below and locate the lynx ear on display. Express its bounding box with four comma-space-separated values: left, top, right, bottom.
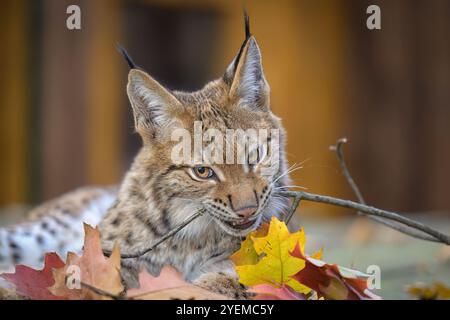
224, 36, 270, 112
127, 69, 183, 138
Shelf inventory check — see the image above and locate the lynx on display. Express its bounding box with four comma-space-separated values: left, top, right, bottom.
0, 15, 290, 299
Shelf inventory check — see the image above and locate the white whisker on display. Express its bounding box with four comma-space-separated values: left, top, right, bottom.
262, 195, 290, 219
273, 185, 308, 190
272, 163, 303, 185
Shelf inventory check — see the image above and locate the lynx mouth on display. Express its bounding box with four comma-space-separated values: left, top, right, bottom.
213, 215, 262, 236
206, 207, 262, 235
223, 219, 256, 230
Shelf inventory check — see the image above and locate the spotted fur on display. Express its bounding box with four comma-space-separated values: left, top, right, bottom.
0, 187, 116, 273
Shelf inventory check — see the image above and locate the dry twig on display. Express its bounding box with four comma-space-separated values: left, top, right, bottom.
278, 190, 450, 245
279, 138, 450, 245
104, 209, 205, 258
80, 282, 124, 300
330, 137, 442, 242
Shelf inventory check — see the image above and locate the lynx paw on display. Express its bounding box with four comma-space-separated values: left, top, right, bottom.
194, 272, 249, 300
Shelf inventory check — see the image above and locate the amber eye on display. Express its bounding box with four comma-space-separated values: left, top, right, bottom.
192, 166, 215, 179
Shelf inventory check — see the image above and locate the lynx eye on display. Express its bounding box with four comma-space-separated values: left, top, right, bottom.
192, 166, 215, 180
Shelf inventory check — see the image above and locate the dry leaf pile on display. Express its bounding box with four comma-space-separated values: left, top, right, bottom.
1, 218, 380, 300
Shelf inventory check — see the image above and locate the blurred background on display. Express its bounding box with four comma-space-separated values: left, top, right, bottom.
1, 0, 450, 298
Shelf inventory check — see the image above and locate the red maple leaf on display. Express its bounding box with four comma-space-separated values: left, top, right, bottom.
290, 243, 379, 300
1, 252, 65, 300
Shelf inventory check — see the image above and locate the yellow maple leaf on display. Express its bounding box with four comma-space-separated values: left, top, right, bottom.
230, 235, 260, 266
230, 223, 269, 266
234, 217, 310, 294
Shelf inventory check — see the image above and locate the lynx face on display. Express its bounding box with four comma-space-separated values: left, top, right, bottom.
125, 36, 289, 238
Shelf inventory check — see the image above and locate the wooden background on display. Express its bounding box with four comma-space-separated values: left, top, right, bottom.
1, 0, 449, 217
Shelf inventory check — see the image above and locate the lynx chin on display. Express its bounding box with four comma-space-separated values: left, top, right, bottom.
0, 14, 291, 299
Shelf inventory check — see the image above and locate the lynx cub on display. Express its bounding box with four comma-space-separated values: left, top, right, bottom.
0, 15, 290, 299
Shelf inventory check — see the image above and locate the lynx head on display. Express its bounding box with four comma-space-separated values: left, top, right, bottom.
123, 15, 290, 238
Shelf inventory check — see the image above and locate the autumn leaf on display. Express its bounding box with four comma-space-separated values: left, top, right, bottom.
49, 224, 124, 300
231, 217, 380, 300
290, 243, 379, 300
233, 216, 310, 294
230, 223, 269, 265
250, 284, 307, 300
407, 282, 450, 300
1, 252, 65, 300
2, 215, 380, 301
230, 236, 260, 266
127, 266, 229, 300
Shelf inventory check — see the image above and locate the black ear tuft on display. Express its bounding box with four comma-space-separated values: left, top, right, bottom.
244, 9, 251, 40
230, 10, 252, 76
116, 43, 137, 69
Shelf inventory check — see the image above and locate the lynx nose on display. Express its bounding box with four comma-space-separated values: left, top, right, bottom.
235, 206, 258, 219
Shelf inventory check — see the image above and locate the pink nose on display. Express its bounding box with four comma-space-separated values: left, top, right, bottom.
235, 206, 258, 219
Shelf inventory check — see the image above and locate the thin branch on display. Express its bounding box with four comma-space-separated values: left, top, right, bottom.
330, 137, 445, 243
276, 190, 450, 245
363, 217, 440, 242
80, 282, 124, 300
103, 209, 205, 259
329, 137, 366, 205
284, 192, 302, 224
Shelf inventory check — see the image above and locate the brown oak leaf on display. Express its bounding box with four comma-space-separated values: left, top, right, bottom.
49, 224, 124, 300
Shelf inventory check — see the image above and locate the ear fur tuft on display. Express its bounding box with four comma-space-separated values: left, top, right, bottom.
116, 43, 138, 69
244, 9, 251, 40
